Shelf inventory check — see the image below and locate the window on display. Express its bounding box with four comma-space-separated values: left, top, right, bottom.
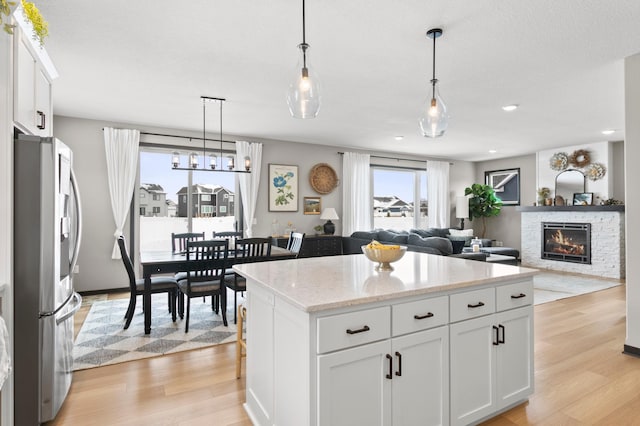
372, 167, 428, 230
219, 206, 227, 213
138, 150, 239, 251
140, 193, 146, 198
152, 194, 159, 201
140, 207, 146, 216
223, 193, 228, 199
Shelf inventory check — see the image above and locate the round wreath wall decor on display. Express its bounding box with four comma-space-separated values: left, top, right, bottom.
585, 162, 606, 181
549, 152, 569, 171
569, 149, 591, 168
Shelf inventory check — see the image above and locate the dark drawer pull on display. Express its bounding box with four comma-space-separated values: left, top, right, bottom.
511, 293, 526, 299
467, 302, 485, 308
386, 354, 393, 379
346, 325, 370, 335
414, 312, 434, 320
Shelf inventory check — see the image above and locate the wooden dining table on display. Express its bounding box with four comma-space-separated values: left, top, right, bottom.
139, 245, 296, 334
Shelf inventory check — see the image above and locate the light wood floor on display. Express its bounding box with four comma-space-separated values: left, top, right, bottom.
47, 284, 639, 426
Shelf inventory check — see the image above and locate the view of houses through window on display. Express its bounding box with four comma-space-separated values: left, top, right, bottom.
372, 167, 428, 230
138, 150, 238, 251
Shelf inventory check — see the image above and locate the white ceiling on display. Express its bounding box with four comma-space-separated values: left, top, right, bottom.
36, 0, 640, 161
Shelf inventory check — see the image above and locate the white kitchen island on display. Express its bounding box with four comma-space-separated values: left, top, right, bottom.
233, 252, 538, 426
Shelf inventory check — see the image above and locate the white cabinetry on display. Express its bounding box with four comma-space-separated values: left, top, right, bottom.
317, 326, 449, 426
450, 281, 534, 426
240, 260, 535, 426
13, 14, 56, 136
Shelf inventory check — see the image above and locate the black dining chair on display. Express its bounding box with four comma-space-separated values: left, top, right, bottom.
286, 232, 305, 257
177, 239, 229, 332
117, 236, 177, 330
171, 232, 205, 254
224, 237, 272, 323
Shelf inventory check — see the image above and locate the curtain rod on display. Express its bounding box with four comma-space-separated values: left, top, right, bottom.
337, 151, 453, 165
101, 129, 238, 144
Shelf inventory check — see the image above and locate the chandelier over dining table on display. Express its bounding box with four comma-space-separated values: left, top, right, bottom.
171, 96, 251, 173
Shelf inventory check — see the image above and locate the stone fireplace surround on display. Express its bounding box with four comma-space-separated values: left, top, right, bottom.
517, 205, 625, 279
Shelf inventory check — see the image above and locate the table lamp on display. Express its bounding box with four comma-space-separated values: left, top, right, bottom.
456, 196, 469, 230
320, 208, 339, 235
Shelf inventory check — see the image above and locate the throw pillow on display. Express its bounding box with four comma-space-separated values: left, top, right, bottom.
448, 235, 473, 247
377, 230, 409, 244
449, 239, 465, 254
409, 228, 449, 238
407, 234, 453, 255
448, 228, 474, 237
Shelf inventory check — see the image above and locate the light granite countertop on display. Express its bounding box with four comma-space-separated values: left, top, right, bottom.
233, 252, 538, 313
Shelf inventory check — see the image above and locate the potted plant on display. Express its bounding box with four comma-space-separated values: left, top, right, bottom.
313, 225, 323, 235
537, 187, 550, 206
2, 0, 48, 47
464, 183, 502, 238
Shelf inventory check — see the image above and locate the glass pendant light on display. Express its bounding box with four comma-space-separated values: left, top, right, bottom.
286, 0, 321, 119
419, 28, 449, 138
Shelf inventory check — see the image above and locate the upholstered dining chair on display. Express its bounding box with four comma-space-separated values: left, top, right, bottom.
224, 237, 272, 323
171, 232, 205, 254
286, 232, 305, 257
176, 239, 229, 332
117, 236, 177, 330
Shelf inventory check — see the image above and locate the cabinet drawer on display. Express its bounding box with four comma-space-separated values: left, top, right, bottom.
317, 306, 390, 354
392, 296, 448, 336
496, 280, 533, 311
450, 287, 495, 323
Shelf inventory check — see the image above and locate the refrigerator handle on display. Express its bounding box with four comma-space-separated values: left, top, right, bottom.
56, 292, 83, 325
70, 167, 83, 274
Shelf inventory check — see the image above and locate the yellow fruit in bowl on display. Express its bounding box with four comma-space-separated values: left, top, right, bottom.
362, 241, 407, 271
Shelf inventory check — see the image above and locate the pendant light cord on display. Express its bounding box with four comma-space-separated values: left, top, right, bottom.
431, 32, 437, 99
219, 99, 223, 162
202, 99, 206, 163
301, 0, 308, 69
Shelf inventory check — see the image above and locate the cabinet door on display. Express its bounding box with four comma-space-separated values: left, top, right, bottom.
35, 67, 52, 136
14, 33, 36, 134
392, 326, 449, 426
450, 315, 496, 426
318, 340, 391, 426
495, 306, 534, 409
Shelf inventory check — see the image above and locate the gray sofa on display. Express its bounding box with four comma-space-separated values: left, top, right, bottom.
342, 228, 488, 261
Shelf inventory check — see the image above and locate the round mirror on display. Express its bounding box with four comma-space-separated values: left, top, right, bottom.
555, 169, 585, 205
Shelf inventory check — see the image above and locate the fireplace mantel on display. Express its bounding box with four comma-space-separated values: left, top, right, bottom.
517, 205, 625, 212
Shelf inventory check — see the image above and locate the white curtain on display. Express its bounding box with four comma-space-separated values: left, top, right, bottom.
104, 128, 140, 259
427, 160, 450, 228
342, 152, 371, 235
236, 141, 263, 237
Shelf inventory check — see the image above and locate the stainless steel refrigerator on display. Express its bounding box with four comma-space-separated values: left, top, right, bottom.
13, 134, 83, 425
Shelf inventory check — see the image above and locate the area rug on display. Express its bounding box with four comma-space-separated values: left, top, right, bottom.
533, 271, 623, 305
73, 294, 238, 371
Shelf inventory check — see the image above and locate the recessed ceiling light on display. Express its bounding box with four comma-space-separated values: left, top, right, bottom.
394, 136, 404, 141
488, 149, 497, 153
502, 104, 518, 112
601, 129, 615, 135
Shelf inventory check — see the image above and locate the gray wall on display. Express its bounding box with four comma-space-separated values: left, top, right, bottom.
473, 154, 537, 250
53, 115, 475, 291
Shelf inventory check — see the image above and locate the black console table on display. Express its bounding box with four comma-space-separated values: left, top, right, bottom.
272, 234, 343, 258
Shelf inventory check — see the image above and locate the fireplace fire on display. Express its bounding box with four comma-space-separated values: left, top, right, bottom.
541, 222, 591, 264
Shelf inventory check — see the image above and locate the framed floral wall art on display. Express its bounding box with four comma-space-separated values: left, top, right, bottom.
269, 164, 299, 212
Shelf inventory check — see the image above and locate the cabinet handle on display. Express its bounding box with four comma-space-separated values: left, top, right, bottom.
498, 324, 505, 344
386, 354, 393, 379
413, 312, 434, 320
37, 110, 46, 130
467, 301, 485, 308
493, 325, 499, 345
395, 351, 402, 377
511, 293, 526, 299
346, 325, 370, 335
